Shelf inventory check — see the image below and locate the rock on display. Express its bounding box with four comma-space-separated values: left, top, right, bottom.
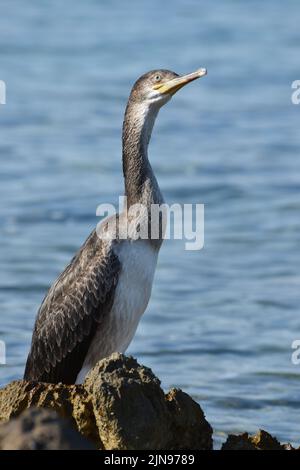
0, 379, 100, 446
251, 429, 283, 450
0, 353, 213, 450
84, 354, 171, 450
165, 388, 212, 450
1, 354, 295, 450
0, 407, 95, 450
222, 429, 292, 450
222, 433, 259, 450
84, 354, 212, 449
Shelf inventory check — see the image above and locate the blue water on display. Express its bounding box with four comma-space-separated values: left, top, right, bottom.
1, 0, 300, 447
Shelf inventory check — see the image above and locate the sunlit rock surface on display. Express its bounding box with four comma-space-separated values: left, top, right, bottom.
0, 353, 212, 450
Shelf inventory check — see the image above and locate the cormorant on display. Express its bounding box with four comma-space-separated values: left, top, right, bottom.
24, 68, 207, 384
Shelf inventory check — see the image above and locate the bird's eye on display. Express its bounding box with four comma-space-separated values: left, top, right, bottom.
154, 74, 161, 82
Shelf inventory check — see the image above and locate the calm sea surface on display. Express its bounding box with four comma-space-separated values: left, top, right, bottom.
0, 0, 300, 446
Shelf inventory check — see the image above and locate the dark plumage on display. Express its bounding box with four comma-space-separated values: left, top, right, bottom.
24, 232, 120, 383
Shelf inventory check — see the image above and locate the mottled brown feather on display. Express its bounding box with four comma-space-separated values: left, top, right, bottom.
24, 230, 120, 384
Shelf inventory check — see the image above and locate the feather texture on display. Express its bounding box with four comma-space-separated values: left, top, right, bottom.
24, 230, 120, 384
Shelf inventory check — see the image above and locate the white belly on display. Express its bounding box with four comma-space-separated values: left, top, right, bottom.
76, 240, 158, 383
112, 240, 158, 348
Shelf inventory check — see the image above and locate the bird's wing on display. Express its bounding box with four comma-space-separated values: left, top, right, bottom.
24, 230, 121, 384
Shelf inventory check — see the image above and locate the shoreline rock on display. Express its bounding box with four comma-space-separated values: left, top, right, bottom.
0, 353, 212, 450
0, 353, 296, 450
222, 430, 296, 451
0, 407, 95, 450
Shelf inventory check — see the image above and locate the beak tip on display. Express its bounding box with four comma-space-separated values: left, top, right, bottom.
197, 68, 207, 77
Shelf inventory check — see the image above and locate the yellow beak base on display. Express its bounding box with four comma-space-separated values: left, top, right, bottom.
154, 68, 207, 96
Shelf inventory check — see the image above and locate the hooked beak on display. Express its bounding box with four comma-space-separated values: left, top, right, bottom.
154, 68, 207, 96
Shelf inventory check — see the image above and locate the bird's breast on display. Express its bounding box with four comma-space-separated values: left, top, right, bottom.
112, 239, 159, 329
76, 240, 159, 383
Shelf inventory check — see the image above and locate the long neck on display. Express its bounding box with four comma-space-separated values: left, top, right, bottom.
122, 99, 162, 208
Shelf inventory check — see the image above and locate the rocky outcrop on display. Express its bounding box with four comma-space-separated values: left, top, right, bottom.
0, 353, 213, 450
0, 407, 95, 450
222, 430, 295, 451
0, 353, 296, 450
0, 377, 99, 446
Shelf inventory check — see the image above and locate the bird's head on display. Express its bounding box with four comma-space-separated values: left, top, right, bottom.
129, 68, 207, 108
123, 68, 207, 152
